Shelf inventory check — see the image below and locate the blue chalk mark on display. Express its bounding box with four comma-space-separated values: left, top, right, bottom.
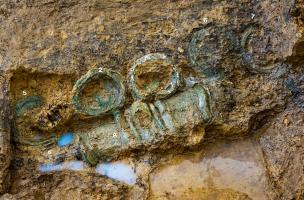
39, 163, 63, 172
57, 132, 74, 147
64, 161, 84, 171
39, 161, 85, 173
96, 162, 137, 185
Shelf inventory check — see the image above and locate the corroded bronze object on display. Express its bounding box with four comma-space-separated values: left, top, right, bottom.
77, 84, 212, 165
71, 68, 125, 117
9, 53, 214, 166
188, 25, 238, 78
15, 96, 44, 117
241, 26, 280, 73
13, 95, 58, 147
52, 53, 211, 165
8, 51, 223, 168
128, 53, 180, 101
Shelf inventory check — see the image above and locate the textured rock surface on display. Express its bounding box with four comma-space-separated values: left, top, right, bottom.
260, 103, 304, 200
0, 75, 11, 194
0, 0, 304, 199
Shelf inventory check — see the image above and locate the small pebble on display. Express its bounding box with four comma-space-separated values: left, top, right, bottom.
202, 17, 208, 23
178, 47, 184, 53
283, 118, 289, 126
29, 79, 37, 88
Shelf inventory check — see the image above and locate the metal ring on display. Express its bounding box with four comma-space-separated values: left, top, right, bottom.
241, 26, 279, 73
128, 53, 180, 101
15, 96, 44, 117
72, 68, 125, 116
188, 25, 238, 78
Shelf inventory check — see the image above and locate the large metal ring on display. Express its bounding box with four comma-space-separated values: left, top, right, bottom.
128, 53, 180, 101
72, 68, 125, 116
188, 25, 238, 78
241, 26, 279, 73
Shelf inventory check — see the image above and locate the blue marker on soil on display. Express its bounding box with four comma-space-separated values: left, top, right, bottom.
57, 132, 74, 147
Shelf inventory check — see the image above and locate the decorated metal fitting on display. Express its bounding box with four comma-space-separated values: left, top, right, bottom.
124, 101, 165, 143
76, 83, 212, 163
241, 26, 280, 73
188, 25, 238, 78
154, 84, 213, 128
128, 53, 180, 101
71, 68, 125, 117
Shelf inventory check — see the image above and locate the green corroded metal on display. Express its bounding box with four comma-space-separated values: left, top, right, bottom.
15, 134, 57, 149
14, 94, 58, 150
15, 96, 44, 117
188, 25, 238, 78
80, 149, 100, 167
241, 27, 255, 50
12, 66, 213, 166
128, 53, 181, 101
113, 110, 134, 146
76, 83, 212, 163
125, 101, 162, 142
155, 84, 212, 129
71, 68, 125, 116
241, 26, 278, 73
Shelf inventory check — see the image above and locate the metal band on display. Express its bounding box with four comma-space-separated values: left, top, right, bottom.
128, 53, 180, 101
72, 68, 125, 116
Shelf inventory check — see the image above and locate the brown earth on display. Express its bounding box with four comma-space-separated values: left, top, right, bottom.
0, 0, 304, 199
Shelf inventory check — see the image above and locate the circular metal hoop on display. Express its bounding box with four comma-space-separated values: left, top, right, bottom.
188, 25, 238, 78
72, 68, 125, 116
241, 26, 279, 73
128, 53, 180, 101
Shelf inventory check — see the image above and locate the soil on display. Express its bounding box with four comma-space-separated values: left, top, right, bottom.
0, 0, 304, 199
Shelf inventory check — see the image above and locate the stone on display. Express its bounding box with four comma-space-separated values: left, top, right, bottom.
0, 75, 11, 194
260, 104, 304, 200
